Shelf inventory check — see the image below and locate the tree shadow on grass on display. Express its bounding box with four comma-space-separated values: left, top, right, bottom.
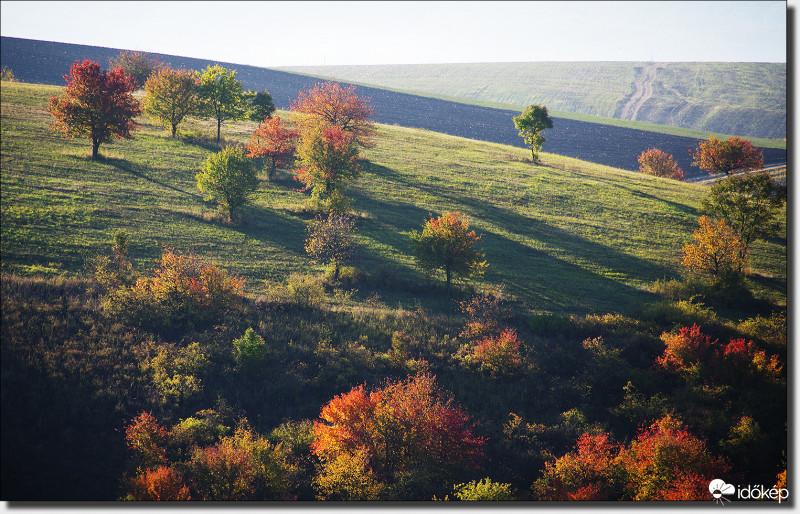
103, 156, 205, 201
349, 184, 659, 315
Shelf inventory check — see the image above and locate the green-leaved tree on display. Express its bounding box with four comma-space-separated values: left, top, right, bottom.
196, 146, 258, 220
513, 104, 553, 161
196, 65, 250, 144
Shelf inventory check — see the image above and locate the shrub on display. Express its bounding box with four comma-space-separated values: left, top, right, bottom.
452, 478, 515, 500
105, 247, 244, 332
459, 286, 507, 340
147, 342, 208, 405
467, 328, 523, 376
637, 148, 684, 180
126, 466, 191, 501
656, 324, 717, 375
233, 328, 268, 371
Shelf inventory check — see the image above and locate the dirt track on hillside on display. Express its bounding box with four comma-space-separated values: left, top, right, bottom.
619, 64, 658, 121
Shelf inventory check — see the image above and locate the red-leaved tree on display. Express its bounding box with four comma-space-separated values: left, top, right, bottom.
291, 81, 376, 147
691, 136, 764, 176
48, 59, 140, 159
311, 372, 484, 499
245, 115, 299, 179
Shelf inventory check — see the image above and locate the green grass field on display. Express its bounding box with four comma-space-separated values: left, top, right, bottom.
1, 80, 787, 315
279, 62, 786, 144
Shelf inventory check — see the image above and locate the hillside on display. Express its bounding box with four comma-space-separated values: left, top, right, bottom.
0, 81, 787, 313
0, 78, 788, 501
0, 37, 786, 179
278, 62, 787, 140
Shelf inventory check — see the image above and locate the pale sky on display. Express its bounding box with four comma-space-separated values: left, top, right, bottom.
0, 1, 788, 66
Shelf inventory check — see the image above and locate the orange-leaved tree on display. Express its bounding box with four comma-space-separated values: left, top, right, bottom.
291, 81, 376, 147
245, 115, 299, 179
127, 466, 191, 501
48, 59, 140, 159
533, 415, 729, 500
637, 148, 684, 180
681, 215, 748, 287
691, 136, 763, 176
410, 212, 488, 291
311, 372, 485, 499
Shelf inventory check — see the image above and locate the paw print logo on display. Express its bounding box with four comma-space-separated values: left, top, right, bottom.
709, 479, 735, 505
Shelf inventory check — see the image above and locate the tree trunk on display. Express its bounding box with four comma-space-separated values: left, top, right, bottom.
217, 118, 222, 145
92, 139, 100, 159
171, 123, 178, 137
445, 264, 452, 292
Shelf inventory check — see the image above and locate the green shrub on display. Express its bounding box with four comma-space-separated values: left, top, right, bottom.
452, 478, 515, 500
233, 328, 268, 371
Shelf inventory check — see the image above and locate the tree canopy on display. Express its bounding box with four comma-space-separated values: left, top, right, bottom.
196, 65, 250, 144
292, 81, 376, 147
48, 59, 140, 159
142, 67, 198, 137
196, 146, 258, 220
691, 136, 764, 176
410, 211, 488, 291
513, 104, 553, 161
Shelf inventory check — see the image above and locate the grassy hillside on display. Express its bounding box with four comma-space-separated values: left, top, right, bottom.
279, 62, 786, 141
0, 80, 787, 501
1, 81, 786, 313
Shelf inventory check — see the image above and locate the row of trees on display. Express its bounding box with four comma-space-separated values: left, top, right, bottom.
48, 57, 276, 158
636, 136, 765, 181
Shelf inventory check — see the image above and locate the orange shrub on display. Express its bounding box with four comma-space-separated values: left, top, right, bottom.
637, 148, 684, 180
106, 247, 244, 331
128, 466, 191, 501
469, 328, 522, 376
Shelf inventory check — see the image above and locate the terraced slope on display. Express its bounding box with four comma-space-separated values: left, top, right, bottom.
279, 62, 786, 140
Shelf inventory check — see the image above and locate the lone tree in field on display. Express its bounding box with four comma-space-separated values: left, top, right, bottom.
513, 104, 553, 161
294, 126, 361, 212
196, 146, 258, 220
245, 116, 299, 180
48, 59, 140, 159
410, 211, 488, 292
700, 172, 786, 261
196, 65, 250, 145
109, 50, 163, 89
142, 67, 198, 137
248, 90, 276, 122
291, 81, 376, 147
637, 148, 684, 180
305, 212, 357, 281
691, 136, 764, 176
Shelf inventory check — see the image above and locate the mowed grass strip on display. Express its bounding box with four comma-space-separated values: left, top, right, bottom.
0, 81, 786, 314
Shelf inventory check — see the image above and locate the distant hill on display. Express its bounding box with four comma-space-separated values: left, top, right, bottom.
0, 37, 785, 175
278, 62, 787, 140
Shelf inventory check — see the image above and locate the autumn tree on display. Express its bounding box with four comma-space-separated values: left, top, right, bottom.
637, 148, 684, 180
700, 172, 786, 260
305, 212, 357, 281
467, 328, 523, 376
127, 466, 191, 501
48, 59, 140, 159
691, 136, 764, 176
533, 415, 730, 500
142, 67, 198, 137
248, 90, 276, 121
311, 372, 485, 500
294, 126, 361, 212
410, 211, 488, 291
245, 115, 299, 179
681, 215, 748, 286
196, 65, 250, 144
109, 50, 163, 88
291, 81, 376, 147
196, 146, 259, 220
513, 104, 553, 161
